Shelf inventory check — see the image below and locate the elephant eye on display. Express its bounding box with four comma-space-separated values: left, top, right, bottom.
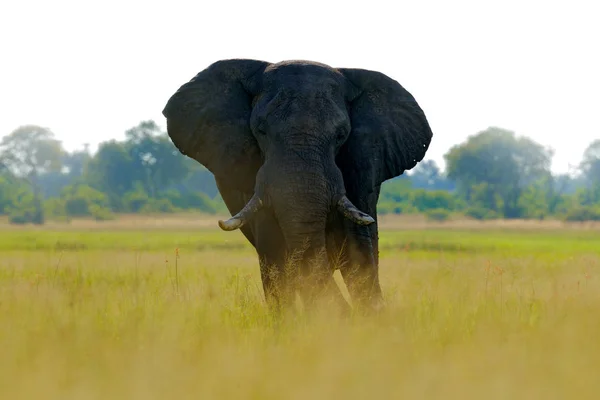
335, 127, 348, 144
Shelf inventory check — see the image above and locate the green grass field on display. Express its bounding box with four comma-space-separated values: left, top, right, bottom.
1, 215, 599, 399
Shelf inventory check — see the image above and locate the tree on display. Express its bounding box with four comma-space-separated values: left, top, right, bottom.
580, 139, 600, 187
61, 184, 110, 217
409, 189, 456, 212
81, 120, 194, 211
83, 140, 138, 211
37, 145, 92, 198
124, 120, 189, 197
63, 144, 92, 179
170, 157, 219, 198
0, 171, 21, 215
378, 178, 416, 214
0, 125, 65, 223
408, 159, 455, 191
444, 127, 554, 218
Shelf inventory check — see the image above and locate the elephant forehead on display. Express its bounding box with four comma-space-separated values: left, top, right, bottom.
265, 95, 350, 133
264, 61, 344, 92
251, 90, 348, 134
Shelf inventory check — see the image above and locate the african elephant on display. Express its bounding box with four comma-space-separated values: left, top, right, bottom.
162, 59, 433, 313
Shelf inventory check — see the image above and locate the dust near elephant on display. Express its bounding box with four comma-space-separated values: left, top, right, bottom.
162, 59, 433, 314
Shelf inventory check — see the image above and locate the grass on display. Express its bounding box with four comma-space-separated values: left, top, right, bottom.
0, 215, 599, 399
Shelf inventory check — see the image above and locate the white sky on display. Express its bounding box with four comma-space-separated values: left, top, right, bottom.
1, 0, 598, 174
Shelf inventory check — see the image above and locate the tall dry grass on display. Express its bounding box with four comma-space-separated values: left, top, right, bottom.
0, 216, 599, 398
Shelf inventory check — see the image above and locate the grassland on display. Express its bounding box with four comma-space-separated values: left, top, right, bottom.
1, 214, 599, 399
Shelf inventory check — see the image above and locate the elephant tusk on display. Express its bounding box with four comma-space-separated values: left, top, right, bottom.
218, 218, 245, 231
218, 193, 264, 231
336, 195, 375, 226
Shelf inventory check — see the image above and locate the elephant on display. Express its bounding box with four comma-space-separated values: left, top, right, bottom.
162, 59, 433, 314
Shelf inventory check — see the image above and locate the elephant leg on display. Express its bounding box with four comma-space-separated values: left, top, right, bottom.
328, 214, 383, 313
339, 225, 384, 313
251, 213, 296, 313
335, 185, 384, 313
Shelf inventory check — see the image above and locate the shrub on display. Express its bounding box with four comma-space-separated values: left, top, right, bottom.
377, 202, 419, 215
6, 195, 43, 225
89, 204, 115, 221
8, 211, 30, 225
44, 198, 70, 222
563, 206, 600, 222
410, 190, 456, 212
123, 184, 150, 212
61, 184, 109, 217
8, 207, 44, 225
425, 208, 451, 222
181, 192, 218, 214
464, 207, 499, 220
141, 198, 177, 214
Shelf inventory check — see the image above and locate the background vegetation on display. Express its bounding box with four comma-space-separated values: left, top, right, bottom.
2, 122, 599, 225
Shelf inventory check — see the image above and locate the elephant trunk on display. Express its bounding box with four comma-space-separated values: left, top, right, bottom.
267, 167, 333, 284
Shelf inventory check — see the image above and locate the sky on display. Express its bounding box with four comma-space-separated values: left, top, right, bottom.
1, 0, 598, 174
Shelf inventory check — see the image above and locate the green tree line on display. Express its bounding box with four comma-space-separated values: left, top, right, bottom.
1, 122, 599, 224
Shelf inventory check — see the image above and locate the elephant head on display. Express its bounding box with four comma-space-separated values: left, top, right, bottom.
162, 59, 432, 303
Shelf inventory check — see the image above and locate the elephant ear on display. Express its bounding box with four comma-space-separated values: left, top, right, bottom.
337, 68, 433, 200
162, 59, 270, 192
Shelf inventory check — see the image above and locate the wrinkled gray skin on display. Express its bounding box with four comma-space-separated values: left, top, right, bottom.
162, 59, 433, 314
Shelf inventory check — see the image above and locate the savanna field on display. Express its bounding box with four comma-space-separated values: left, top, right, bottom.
1, 214, 599, 399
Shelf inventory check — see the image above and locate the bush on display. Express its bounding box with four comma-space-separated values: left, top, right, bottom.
464, 207, 499, 220
8, 212, 31, 225
89, 204, 115, 221
45, 198, 66, 216
6, 195, 43, 225
123, 184, 150, 213
377, 202, 400, 215
44, 198, 70, 222
425, 208, 451, 222
563, 206, 600, 222
157, 190, 221, 214
377, 202, 419, 215
8, 208, 44, 225
410, 190, 456, 212
528, 210, 547, 221
61, 184, 109, 217
180, 192, 218, 214
141, 198, 177, 214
